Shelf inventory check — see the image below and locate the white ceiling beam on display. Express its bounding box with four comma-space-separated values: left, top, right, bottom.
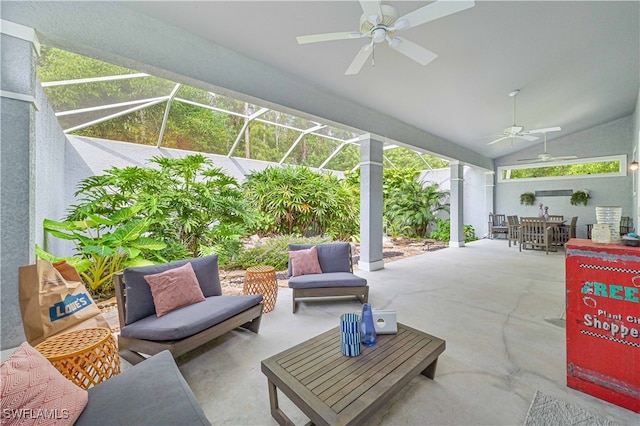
318, 140, 347, 170
63, 98, 166, 133
227, 107, 269, 157
157, 83, 182, 148
56, 96, 168, 117
279, 124, 326, 165
174, 97, 246, 118
42, 73, 150, 87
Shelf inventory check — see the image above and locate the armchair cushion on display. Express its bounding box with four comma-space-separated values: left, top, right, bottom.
144, 262, 205, 317
120, 294, 262, 341
123, 255, 221, 325
288, 243, 351, 275
288, 272, 367, 289
289, 246, 323, 277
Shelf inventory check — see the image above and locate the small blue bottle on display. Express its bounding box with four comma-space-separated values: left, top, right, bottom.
360, 303, 377, 346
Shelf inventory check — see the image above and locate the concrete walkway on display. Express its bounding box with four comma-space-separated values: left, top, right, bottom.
174, 239, 637, 425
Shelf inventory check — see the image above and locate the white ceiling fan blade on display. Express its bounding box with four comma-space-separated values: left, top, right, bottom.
388, 37, 437, 66
552, 155, 578, 161
297, 32, 361, 44
345, 44, 373, 75
393, 0, 475, 31
522, 127, 562, 135
359, 0, 383, 22
517, 135, 539, 142
517, 157, 545, 163
487, 136, 511, 145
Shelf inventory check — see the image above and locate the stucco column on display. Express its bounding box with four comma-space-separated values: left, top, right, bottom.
359, 135, 384, 271
449, 161, 465, 247
1, 20, 40, 348
485, 171, 495, 238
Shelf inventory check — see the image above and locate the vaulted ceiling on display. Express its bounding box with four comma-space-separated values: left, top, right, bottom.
3, 1, 639, 168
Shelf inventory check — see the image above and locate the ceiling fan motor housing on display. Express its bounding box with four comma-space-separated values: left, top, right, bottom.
360, 4, 399, 36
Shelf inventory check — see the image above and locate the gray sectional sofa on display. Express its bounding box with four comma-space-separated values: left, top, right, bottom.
75, 350, 210, 425
115, 255, 263, 364
288, 243, 368, 313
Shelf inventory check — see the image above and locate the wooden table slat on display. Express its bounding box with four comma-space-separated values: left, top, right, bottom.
261, 323, 446, 426
321, 334, 429, 409
307, 329, 422, 394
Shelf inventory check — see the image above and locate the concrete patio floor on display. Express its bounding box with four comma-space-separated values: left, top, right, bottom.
171, 238, 636, 425
2, 239, 636, 424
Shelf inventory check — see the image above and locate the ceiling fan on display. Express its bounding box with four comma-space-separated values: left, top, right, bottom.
487, 90, 561, 145
296, 0, 476, 75
517, 131, 577, 163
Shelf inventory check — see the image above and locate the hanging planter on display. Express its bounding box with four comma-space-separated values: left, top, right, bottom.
520, 192, 536, 206
570, 189, 590, 206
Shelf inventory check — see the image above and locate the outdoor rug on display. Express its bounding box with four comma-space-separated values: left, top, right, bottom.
523, 391, 621, 426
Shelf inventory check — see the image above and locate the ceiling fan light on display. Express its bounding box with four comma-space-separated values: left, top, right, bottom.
372, 28, 386, 43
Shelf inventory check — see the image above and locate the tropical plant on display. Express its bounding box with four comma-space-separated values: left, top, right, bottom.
65, 154, 256, 264
429, 219, 478, 243
570, 189, 590, 206
229, 235, 331, 271
385, 181, 450, 237
40, 205, 166, 299
520, 192, 536, 206
242, 166, 359, 239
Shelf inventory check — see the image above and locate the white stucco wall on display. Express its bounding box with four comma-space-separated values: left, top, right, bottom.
494, 115, 634, 238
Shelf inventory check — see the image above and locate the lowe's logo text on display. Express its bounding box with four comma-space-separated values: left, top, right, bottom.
49, 294, 91, 322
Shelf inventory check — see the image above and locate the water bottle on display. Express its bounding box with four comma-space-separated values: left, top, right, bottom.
360, 303, 377, 346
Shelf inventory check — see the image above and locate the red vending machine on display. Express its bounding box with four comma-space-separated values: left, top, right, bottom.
565, 239, 640, 413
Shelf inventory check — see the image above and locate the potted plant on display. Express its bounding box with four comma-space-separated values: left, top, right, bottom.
570, 189, 590, 206
520, 192, 536, 206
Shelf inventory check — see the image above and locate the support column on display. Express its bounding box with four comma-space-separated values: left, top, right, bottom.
449, 161, 465, 247
359, 135, 384, 271
485, 171, 495, 239
1, 20, 40, 348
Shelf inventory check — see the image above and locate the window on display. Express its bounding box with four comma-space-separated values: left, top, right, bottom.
497, 155, 627, 182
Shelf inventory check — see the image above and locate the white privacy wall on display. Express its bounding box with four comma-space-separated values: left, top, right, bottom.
494, 116, 634, 238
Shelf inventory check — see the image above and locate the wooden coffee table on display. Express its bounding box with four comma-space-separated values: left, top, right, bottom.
261, 323, 445, 425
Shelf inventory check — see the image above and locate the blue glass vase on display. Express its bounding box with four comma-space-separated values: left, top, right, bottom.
360, 303, 377, 346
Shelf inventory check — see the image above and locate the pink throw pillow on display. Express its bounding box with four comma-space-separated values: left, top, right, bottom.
1, 342, 88, 426
143, 262, 205, 317
289, 246, 323, 277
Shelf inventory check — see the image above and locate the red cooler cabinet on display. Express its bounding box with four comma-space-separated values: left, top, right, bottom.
565, 239, 640, 413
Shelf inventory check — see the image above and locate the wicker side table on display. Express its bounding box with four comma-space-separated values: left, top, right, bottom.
243, 265, 278, 313
34, 327, 121, 389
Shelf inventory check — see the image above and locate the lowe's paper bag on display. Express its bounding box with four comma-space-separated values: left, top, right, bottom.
18, 260, 108, 345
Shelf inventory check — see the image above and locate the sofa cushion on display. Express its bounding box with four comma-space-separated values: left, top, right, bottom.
289, 246, 323, 277
1, 343, 88, 426
144, 262, 206, 317
75, 350, 210, 426
120, 294, 262, 341
288, 243, 351, 276
123, 255, 221, 325
288, 272, 367, 289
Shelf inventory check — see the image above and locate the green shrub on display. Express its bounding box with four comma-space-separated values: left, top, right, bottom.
228, 235, 331, 271
243, 166, 359, 239
386, 181, 449, 237
429, 219, 479, 243
65, 154, 257, 262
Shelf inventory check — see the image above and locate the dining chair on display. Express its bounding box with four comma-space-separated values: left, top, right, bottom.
489, 213, 508, 240
507, 215, 520, 247
519, 217, 554, 254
